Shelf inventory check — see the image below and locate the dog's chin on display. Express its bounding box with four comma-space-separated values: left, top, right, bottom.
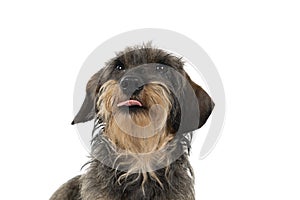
118, 105, 147, 114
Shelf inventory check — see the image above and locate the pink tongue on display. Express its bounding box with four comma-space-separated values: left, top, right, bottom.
117, 100, 142, 107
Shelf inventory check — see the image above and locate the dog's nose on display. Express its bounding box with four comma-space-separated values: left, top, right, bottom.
120, 75, 144, 95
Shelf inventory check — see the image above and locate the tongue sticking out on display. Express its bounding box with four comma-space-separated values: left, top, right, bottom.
117, 100, 143, 107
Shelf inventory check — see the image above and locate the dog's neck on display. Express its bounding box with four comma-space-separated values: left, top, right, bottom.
104, 121, 173, 154
82, 121, 195, 199
82, 137, 194, 200
90, 120, 191, 174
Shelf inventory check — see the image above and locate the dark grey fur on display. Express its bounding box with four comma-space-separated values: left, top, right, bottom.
50, 45, 214, 200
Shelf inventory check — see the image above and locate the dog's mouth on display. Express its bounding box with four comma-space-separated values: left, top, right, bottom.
117, 99, 143, 107
117, 99, 146, 112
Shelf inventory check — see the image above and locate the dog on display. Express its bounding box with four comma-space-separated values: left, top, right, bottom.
50, 44, 214, 200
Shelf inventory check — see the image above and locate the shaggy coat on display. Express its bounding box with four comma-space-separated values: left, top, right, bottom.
50, 45, 214, 200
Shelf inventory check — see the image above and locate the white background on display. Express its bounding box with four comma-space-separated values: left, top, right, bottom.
1, 1, 300, 199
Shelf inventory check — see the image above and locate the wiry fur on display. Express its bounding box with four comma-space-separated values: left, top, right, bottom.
51, 44, 214, 200
97, 80, 172, 153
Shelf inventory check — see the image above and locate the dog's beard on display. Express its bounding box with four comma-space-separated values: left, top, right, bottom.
96, 80, 173, 154
92, 79, 196, 194
94, 80, 178, 190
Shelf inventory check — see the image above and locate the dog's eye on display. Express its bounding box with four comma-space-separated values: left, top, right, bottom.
156, 64, 167, 73
115, 62, 125, 71
116, 65, 125, 70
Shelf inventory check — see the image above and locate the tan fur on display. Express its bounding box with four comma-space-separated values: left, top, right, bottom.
97, 80, 172, 154
96, 80, 175, 189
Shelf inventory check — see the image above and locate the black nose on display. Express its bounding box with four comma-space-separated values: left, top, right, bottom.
120, 75, 144, 95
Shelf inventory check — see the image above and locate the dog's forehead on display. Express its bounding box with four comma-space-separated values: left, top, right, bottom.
116, 48, 184, 69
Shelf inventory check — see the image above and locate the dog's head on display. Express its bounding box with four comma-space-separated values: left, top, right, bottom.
72, 45, 214, 154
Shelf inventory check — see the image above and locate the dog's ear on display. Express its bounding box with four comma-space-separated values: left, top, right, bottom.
187, 74, 214, 128
71, 69, 103, 125
173, 73, 214, 135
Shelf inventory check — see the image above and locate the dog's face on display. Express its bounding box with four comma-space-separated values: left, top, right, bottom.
72, 46, 214, 154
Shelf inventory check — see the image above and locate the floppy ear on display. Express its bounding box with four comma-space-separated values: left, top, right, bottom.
174, 73, 214, 135
71, 69, 103, 125
187, 75, 215, 128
